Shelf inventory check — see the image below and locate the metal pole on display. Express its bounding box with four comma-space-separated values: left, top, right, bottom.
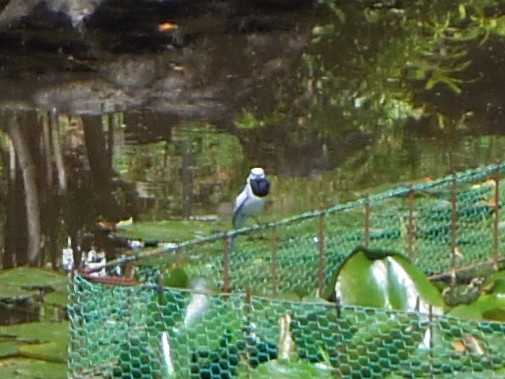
428, 304, 434, 379
407, 187, 416, 260
244, 287, 252, 377
318, 213, 326, 295
450, 173, 458, 285
223, 238, 230, 293
364, 196, 370, 248
493, 171, 501, 270
271, 228, 278, 296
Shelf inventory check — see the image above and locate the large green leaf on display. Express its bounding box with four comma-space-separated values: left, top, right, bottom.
329, 247, 444, 312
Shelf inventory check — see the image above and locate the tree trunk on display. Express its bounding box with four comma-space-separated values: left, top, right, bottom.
106, 113, 114, 172
82, 115, 117, 220
51, 109, 67, 193
44, 111, 63, 269
42, 112, 53, 189
181, 140, 193, 218
6, 114, 41, 266
2, 138, 18, 268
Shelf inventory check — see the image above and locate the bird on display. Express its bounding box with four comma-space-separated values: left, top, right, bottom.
232, 167, 270, 229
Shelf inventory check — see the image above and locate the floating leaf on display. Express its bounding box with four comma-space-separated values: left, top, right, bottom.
0, 341, 17, 358
449, 294, 505, 321
0, 322, 68, 345
18, 342, 67, 363
239, 359, 334, 379
43, 291, 67, 307
329, 247, 445, 312
0, 268, 66, 292
0, 358, 65, 379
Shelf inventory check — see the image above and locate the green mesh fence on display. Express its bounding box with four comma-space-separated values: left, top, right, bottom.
68, 163, 505, 378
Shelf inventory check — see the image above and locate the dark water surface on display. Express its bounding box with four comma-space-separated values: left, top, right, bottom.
0, 0, 505, 268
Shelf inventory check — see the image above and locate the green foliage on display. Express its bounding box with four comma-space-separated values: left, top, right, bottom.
234, 110, 264, 130
302, 0, 505, 136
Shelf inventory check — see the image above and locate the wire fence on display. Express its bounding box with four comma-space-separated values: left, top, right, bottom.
68, 162, 505, 378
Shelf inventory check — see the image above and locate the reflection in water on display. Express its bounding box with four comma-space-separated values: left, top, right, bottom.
1, 110, 505, 271
0, 1, 505, 270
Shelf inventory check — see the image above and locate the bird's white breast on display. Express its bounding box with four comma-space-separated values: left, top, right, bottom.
235, 185, 265, 216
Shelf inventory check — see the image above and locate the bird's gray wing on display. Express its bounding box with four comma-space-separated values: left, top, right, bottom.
232, 191, 249, 229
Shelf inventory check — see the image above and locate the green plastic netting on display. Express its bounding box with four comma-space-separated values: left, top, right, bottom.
68, 163, 505, 378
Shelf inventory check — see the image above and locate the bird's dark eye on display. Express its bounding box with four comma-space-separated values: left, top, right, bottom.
250, 178, 270, 197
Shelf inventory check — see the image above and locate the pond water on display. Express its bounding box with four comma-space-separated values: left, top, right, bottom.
0, 0, 505, 268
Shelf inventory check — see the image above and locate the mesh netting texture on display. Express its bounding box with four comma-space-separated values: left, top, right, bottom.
68, 163, 505, 378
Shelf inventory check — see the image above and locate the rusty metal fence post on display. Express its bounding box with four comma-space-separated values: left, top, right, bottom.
407, 187, 416, 260
244, 288, 252, 377
428, 304, 434, 378
223, 237, 230, 293
450, 173, 458, 285
318, 213, 326, 295
493, 168, 501, 270
271, 228, 278, 296
364, 196, 370, 248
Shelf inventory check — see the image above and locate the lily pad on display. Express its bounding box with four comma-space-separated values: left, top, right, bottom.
0, 284, 34, 302
239, 359, 334, 379
0, 268, 67, 292
43, 291, 67, 307
328, 247, 444, 312
0, 341, 17, 358
18, 342, 67, 363
483, 270, 505, 294
0, 357, 66, 379
0, 322, 68, 345
449, 294, 505, 321
116, 219, 227, 243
